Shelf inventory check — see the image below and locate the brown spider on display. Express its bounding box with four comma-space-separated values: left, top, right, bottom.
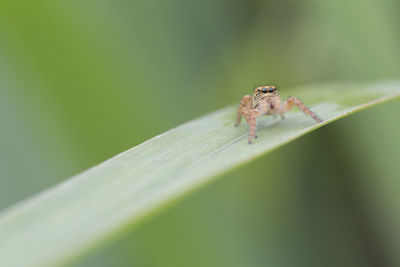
235, 85, 323, 143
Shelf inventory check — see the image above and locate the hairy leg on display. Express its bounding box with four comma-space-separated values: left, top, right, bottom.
235, 95, 253, 127
244, 109, 261, 144
280, 97, 323, 123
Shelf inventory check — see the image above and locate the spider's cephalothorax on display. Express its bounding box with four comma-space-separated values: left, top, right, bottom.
235, 85, 323, 143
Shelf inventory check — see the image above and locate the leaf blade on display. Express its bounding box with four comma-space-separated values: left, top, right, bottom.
0, 81, 399, 267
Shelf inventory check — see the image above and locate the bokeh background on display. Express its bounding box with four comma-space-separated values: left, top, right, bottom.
1, 0, 400, 266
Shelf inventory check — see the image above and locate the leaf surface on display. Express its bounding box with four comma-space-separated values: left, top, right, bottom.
0, 81, 399, 267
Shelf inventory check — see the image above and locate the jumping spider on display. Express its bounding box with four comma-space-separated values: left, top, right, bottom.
235, 85, 323, 144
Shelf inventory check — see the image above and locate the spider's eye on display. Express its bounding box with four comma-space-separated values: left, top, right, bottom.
269, 88, 274, 93
262, 88, 268, 93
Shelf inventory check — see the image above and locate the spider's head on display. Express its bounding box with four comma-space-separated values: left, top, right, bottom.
254, 86, 278, 95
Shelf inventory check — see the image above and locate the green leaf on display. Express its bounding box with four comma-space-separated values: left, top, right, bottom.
0, 81, 399, 267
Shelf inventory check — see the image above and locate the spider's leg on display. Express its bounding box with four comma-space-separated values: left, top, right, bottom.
244, 109, 262, 144
280, 97, 323, 123
235, 95, 253, 126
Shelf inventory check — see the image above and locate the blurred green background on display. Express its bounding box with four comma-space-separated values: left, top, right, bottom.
1, 0, 400, 266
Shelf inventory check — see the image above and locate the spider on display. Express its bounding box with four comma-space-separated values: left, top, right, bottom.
235, 85, 323, 143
